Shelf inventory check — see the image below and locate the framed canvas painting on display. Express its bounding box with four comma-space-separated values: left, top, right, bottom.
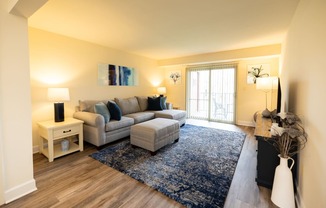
247, 64, 270, 84
98, 63, 137, 86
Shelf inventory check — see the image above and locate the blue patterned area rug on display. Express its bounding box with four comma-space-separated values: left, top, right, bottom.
90, 124, 246, 208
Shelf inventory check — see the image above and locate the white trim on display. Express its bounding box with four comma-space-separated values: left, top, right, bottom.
4, 179, 37, 203
33, 145, 39, 154
237, 120, 255, 127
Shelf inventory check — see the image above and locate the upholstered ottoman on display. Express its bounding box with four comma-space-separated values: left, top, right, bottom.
130, 118, 180, 155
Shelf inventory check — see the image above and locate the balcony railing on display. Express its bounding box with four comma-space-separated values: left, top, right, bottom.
187, 92, 234, 123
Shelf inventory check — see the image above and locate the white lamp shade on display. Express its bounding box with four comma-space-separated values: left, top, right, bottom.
271, 77, 279, 89
256, 77, 278, 92
48, 88, 70, 102
157, 87, 166, 95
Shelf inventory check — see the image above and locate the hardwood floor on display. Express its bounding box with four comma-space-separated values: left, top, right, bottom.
1, 119, 277, 208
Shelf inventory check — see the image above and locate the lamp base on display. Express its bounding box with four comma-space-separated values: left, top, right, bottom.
54, 103, 65, 122
262, 108, 271, 118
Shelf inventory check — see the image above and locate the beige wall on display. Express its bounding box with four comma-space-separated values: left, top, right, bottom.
158, 44, 281, 66
160, 53, 279, 126
0, 1, 37, 204
237, 58, 279, 125
29, 28, 162, 149
280, 0, 326, 207
161, 65, 187, 110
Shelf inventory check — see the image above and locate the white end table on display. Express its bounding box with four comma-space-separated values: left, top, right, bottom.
37, 118, 84, 162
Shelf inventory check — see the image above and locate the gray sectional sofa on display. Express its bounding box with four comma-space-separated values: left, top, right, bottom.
73, 96, 186, 147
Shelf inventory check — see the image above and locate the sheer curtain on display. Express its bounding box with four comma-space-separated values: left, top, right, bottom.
186, 63, 237, 123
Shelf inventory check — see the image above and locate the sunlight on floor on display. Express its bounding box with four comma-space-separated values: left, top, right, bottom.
186, 119, 243, 132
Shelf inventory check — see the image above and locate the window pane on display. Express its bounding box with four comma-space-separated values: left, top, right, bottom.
188, 70, 209, 119
210, 68, 235, 123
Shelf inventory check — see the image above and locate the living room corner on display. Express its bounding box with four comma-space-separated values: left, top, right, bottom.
28, 27, 165, 153
1, 0, 326, 207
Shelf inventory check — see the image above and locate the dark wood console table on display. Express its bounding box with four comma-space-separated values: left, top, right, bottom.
254, 113, 297, 189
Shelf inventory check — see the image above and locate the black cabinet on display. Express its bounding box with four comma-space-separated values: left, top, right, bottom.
256, 136, 279, 189
254, 114, 297, 189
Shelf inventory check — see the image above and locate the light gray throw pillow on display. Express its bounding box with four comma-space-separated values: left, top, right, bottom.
136, 96, 148, 112
94, 102, 111, 123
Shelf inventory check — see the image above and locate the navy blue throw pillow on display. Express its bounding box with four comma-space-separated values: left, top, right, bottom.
147, 97, 163, 111
107, 101, 122, 121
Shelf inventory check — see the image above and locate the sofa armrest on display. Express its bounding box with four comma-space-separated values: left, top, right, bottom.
73, 111, 105, 127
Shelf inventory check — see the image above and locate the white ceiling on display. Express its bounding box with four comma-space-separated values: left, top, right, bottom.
28, 0, 299, 60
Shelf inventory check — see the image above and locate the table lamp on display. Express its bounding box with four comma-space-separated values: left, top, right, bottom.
48, 88, 70, 122
157, 87, 166, 97
256, 77, 277, 118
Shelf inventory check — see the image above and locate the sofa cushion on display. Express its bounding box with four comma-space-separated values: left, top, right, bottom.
125, 112, 155, 124
154, 110, 187, 120
135, 96, 148, 111
79, 100, 110, 112
94, 102, 110, 123
107, 101, 122, 121
105, 116, 134, 132
147, 96, 163, 110
115, 97, 141, 115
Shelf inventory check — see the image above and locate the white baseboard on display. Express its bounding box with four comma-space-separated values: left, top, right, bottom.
5, 179, 37, 204
237, 120, 255, 127
33, 145, 39, 154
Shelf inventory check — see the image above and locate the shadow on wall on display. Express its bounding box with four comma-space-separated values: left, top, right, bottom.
288, 81, 308, 113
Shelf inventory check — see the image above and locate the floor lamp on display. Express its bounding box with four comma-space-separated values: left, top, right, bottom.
48, 88, 70, 122
256, 77, 274, 118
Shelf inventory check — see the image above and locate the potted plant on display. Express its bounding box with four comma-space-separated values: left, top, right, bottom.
271, 112, 307, 157
269, 112, 307, 208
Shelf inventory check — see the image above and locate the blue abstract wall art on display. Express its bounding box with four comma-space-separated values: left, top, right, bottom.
98, 64, 137, 86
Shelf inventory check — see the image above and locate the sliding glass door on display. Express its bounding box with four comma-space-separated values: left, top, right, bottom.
186, 63, 236, 123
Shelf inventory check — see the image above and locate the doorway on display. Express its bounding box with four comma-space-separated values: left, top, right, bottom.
186, 63, 237, 123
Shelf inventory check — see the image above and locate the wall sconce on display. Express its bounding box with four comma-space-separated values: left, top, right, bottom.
169, 72, 181, 84
48, 88, 70, 122
157, 87, 166, 97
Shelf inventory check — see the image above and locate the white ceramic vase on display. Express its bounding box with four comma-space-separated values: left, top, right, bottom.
271, 155, 295, 208
61, 139, 69, 152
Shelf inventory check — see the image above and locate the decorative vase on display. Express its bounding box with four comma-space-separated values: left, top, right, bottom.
61, 139, 69, 152
271, 155, 295, 208
261, 108, 271, 118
